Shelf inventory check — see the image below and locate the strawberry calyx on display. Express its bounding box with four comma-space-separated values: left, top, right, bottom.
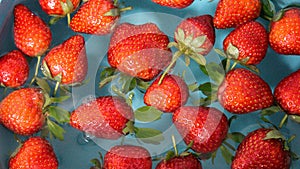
90, 152, 104, 169
49, 0, 77, 25
103, 0, 133, 17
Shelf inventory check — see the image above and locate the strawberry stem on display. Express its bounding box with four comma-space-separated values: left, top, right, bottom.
279, 114, 289, 128
30, 56, 41, 85
67, 13, 71, 26
171, 135, 178, 156
222, 140, 236, 152
53, 81, 60, 96
119, 6, 133, 12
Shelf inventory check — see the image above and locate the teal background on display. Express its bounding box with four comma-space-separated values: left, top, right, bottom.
0, 0, 300, 168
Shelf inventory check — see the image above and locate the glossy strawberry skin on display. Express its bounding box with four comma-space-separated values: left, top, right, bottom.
42, 35, 87, 85
144, 74, 189, 112
70, 96, 134, 139
175, 15, 215, 56
156, 154, 202, 169
108, 23, 172, 81
0, 88, 45, 135
231, 128, 290, 169
213, 0, 261, 29
223, 21, 268, 65
173, 106, 228, 153
14, 4, 52, 57
151, 0, 194, 9
269, 8, 300, 55
104, 145, 152, 169
70, 0, 118, 35
39, 0, 80, 16
0, 50, 29, 88
9, 137, 58, 169
274, 69, 300, 115
218, 68, 273, 114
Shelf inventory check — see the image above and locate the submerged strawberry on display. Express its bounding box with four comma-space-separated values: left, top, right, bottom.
107, 22, 172, 81
151, 0, 194, 9
9, 137, 58, 169
42, 35, 88, 85
156, 154, 202, 169
0, 50, 29, 88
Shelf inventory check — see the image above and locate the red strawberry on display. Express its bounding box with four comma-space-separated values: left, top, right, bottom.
0, 50, 29, 88
144, 74, 189, 112
70, 96, 134, 139
218, 68, 273, 114
39, 0, 80, 17
70, 0, 131, 35
274, 69, 300, 115
173, 106, 228, 153
223, 21, 268, 65
269, 7, 300, 55
107, 22, 172, 81
9, 137, 58, 169
104, 145, 152, 169
231, 128, 291, 169
156, 154, 202, 169
213, 0, 262, 29
14, 4, 52, 57
0, 88, 45, 135
42, 35, 87, 85
151, 0, 194, 9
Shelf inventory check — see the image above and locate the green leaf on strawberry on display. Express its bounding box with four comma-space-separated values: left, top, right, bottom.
47, 106, 70, 124
134, 106, 163, 123
46, 119, 66, 141
135, 128, 164, 145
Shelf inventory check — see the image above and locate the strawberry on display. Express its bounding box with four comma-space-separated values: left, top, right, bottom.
151, 0, 194, 9
213, 0, 262, 29
231, 128, 291, 169
269, 7, 300, 55
218, 68, 273, 114
103, 145, 152, 169
70, 96, 134, 139
173, 106, 228, 153
14, 4, 52, 57
274, 69, 300, 116
0, 50, 29, 88
70, 0, 131, 35
9, 137, 58, 169
156, 154, 202, 169
39, 0, 80, 17
107, 22, 172, 81
0, 88, 45, 135
144, 74, 189, 112
223, 21, 268, 65
42, 35, 88, 85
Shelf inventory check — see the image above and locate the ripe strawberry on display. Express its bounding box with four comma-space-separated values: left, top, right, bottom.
0, 88, 45, 135
213, 0, 262, 29
156, 154, 202, 169
14, 4, 52, 57
223, 21, 268, 65
0, 50, 29, 88
173, 106, 228, 153
42, 35, 87, 85
144, 74, 189, 112
269, 7, 300, 55
231, 128, 291, 169
274, 69, 300, 115
104, 145, 152, 169
218, 68, 273, 114
70, 0, 131, 35
39, 0, 80, 17
107, 22, 172, 81
151, 0, 194, 9
70, 96, 134, 139
9, 137, 58, 169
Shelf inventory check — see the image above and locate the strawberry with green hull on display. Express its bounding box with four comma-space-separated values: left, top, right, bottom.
223, 21, 269, 65
213, 0, 261, 29
173, 106, 229, 154
151, 0, 194, 9
156, 154, 202, 169
269, 7, 300, 55
103, 145, 152, 169
144, 74, 189, 112
13, 4, 52, 82
70, 0, 132, 35
231, 128, 291, 169
107, 22, 172, 81
218, 68, 273, 114
42, 35, 88, 86
39, 0, 80, 25
9, 137, 58, 169
0, 50, 29, 88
